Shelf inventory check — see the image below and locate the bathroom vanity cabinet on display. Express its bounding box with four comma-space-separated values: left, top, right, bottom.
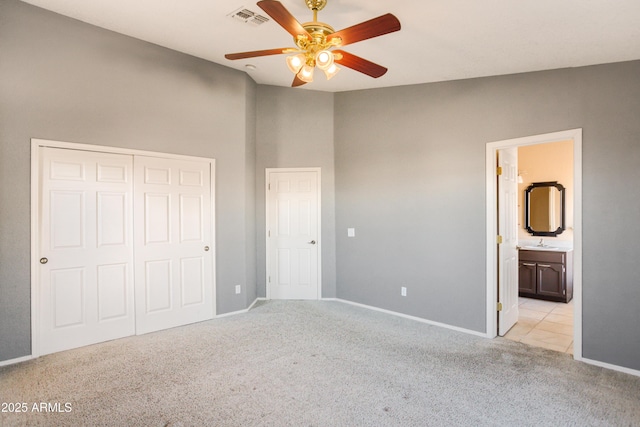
518, 249, 573, 303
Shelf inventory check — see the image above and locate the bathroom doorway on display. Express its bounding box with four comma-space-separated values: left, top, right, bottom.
485, 129, 583, 359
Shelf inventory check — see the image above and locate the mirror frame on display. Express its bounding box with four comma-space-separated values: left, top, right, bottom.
524, 181, 566, 236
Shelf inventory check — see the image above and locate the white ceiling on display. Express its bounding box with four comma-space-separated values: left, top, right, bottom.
20, 0, 640, 92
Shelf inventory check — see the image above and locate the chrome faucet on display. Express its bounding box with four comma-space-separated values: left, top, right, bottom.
537, 238, 545, 247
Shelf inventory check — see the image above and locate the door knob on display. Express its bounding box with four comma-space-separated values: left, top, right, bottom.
308, 240, 316, 245
40, 257, 48, 264
204, 246, 210, 251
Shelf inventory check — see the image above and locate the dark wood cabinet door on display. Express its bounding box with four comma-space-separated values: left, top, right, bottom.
537, 263, 564, 298
518, 262, 537, 295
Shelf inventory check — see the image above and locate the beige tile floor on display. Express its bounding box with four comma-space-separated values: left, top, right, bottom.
504, 297, 574, 354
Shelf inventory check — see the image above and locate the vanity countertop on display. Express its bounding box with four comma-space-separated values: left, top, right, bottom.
518, 245, 573, 252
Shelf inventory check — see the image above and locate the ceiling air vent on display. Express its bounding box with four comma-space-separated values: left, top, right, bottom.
228, 7, 270, 26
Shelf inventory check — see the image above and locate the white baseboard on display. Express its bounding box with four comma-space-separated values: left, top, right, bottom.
331, 298, 488, 338
249, 298, 266, 309
580, 357, 640, 378
0, 355, 33, 367
215, 298, 262, 318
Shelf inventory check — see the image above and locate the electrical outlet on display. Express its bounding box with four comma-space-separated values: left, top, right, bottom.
401, 286, 407, 297
235, 285, 241, 294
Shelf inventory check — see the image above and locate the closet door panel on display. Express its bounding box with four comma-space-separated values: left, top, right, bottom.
39, 148, 135, 355
134, 156, 214, 335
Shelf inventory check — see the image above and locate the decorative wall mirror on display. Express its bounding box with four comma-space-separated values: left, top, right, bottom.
525, 181, 566, 236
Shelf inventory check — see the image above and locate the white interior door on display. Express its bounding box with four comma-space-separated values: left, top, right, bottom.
267, 169, 320, 300
38, 148, 135, 355
498, 148, 519, 336
134, 156, 214, 334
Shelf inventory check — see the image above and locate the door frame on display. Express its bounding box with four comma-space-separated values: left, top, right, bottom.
485, 129, 582, 359
265, 167, 322, 300
31, 138, 217, 358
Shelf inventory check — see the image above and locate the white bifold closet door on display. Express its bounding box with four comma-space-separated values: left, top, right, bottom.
133, 156, 214, 335
39, 148, 136, 355
38, 148, 214, 355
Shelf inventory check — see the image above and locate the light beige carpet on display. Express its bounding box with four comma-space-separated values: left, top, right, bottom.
1, 300, 639, 426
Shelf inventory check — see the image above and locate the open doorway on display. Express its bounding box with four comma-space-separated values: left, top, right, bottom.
485, 129, 583, 360
504, 141, 575, 353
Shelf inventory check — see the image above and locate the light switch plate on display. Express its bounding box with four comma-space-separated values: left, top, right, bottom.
347, 228, 355, 237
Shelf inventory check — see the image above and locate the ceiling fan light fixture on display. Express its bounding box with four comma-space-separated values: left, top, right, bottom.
225, 1, 401, 87
315, 50, 334, 70
297, 64, 315, 83
323, 63, 340, 80
286, 54, 306, 74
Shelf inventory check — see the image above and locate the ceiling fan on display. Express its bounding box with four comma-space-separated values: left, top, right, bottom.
225, 0, 401, 87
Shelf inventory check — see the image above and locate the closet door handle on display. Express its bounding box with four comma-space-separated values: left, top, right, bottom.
204, 246, 210, 252
522, 262, 535, 267
538, 264, 551, 268
308, 240, 316, 245
40, 257, 48, 264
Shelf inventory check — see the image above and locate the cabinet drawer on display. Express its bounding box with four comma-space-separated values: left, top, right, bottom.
518, 250, 565, 264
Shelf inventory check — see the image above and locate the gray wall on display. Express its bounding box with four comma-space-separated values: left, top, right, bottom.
0, 0, 256, 361
255, 85, 336, 298
2, 0, 639, 374
244, 83, 258, 306
334, 61, 640, 370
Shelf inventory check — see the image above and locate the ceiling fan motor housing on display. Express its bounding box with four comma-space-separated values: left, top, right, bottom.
298, 0, 337, 50
296, 22, 341, 67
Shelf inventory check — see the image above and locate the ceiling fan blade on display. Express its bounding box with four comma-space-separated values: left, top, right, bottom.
225, 48, 291, 60
292, 75, 307, 87
257, 0, 311, 39
327, 13, 401, 47
333, 50, 388, 78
